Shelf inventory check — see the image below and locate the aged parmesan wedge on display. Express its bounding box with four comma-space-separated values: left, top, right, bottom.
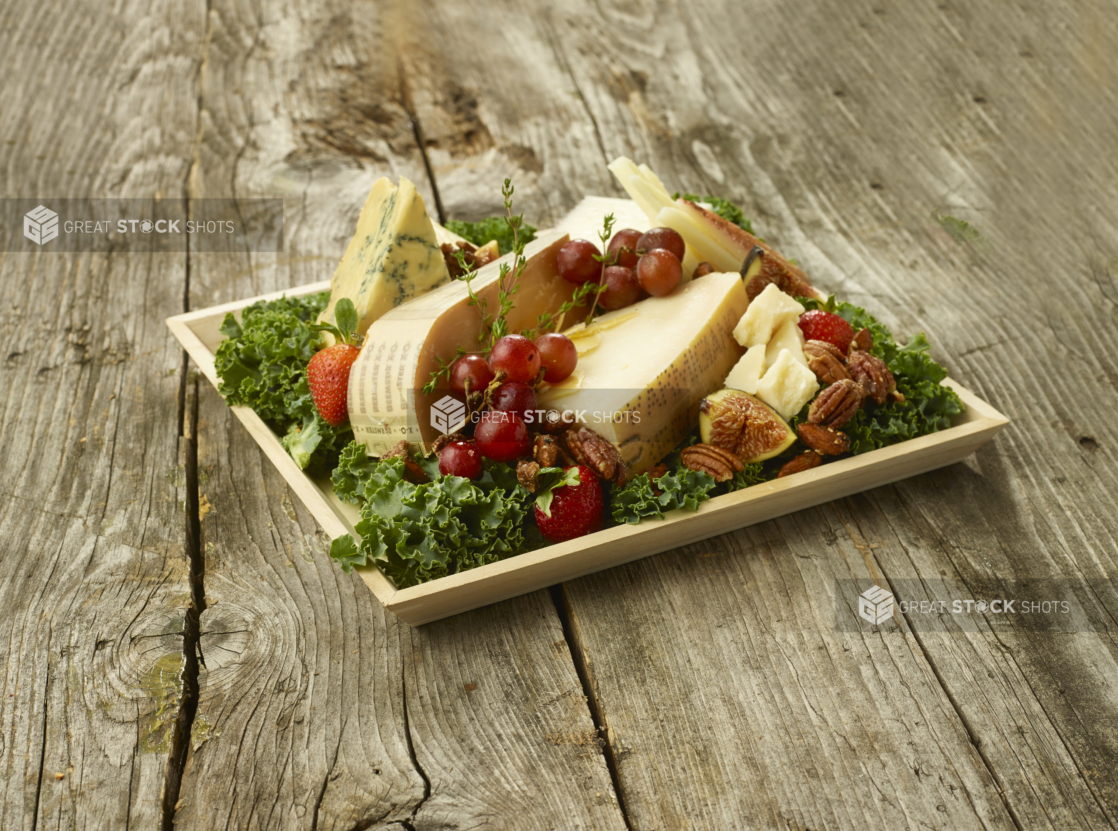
347, 232, 576, 456
538, 272, 747, 475
320, 177, 449, 339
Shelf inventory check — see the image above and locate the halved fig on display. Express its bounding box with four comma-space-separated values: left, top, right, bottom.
699, 388, 796, 463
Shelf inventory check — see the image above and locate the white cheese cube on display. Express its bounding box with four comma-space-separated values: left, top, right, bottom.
755, 349, 820, 419
732, 283, 805, 347
724, 344, 766, 394
765, 316, 807, 370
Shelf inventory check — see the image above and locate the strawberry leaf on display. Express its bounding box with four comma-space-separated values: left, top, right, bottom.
533, 467, 580, 518
334, 298, 358, 342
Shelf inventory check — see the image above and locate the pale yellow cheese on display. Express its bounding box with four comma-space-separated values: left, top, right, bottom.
732, 282, 804, 347
347, 232, 576, 455
320, 177, 449, 339
764, 316, 807, 370
724, 344, 766, 394
755, 349, 819, 419
538, 272, 747, 474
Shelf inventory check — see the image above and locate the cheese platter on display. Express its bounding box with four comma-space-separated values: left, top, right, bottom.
167, 161, 1009, 625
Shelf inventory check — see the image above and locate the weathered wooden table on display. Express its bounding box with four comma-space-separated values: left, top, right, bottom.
3, 0, 1116, 828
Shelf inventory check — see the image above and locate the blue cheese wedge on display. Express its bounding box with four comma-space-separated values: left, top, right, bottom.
320, 177, 449, 338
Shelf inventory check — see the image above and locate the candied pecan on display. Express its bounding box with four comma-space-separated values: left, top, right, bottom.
778, 451, 822, 478
516, 460, 541, 492
646, 464, 669, 482
692, 261, 716, 279
681, 443, 745, 482
847, 350, 896, 405
402, 458, 431, 484
540, 409, 576, 435
430, 434, 454, 454
808, 379, 864, 428
382, 440, 411, 459
849, 327, 874, 354
564, 425, 627, 484
797, 423, 851, 456
803, 340, 851, 385
533, 434, 559, 468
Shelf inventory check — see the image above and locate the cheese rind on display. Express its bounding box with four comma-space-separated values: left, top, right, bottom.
321, 177, 449, 338
348, 233, 576, 456
538, 272, 747, 474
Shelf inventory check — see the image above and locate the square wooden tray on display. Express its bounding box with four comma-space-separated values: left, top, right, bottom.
167, 200, 1009, 625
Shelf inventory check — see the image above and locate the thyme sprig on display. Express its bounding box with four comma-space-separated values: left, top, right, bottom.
583, 212, 616, 326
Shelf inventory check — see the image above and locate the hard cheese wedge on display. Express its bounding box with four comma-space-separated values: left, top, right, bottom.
348, 232, 576, 455
539, 272, 747, 475
320, 176, 449, 338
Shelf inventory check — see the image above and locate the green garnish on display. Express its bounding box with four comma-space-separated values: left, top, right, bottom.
673, 192, 753, 234
445, 216, 537, 255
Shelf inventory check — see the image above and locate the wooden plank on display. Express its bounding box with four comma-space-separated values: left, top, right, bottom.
529, 0, 1118, 826
0, 0, 204, 827
173, 0, 627, 826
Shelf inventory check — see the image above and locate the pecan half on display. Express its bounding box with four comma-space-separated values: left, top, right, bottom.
849, 327, 874, 354
778, 451, 822, 478
430, 434, 454, 454
847, 350, 896, 405
564, 425, 628, 484
681, 443, 745, 482
382, 440, 411, 459
516, 460, 541, 493
692, 261, 716, 279
533, 434, 559, 468
803, 340, 851, 384
402, 458, 431, 485
646, 464, 669, 482
797, 423, 851, 456
808, 379, 864, 428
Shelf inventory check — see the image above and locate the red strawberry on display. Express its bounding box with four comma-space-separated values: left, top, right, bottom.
798, 310, 854, 353
533, 465, 604, 543
307, 343, 360, 427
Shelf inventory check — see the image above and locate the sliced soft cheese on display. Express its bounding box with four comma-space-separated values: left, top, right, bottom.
732, 282, 805, 347
348, 232, 577, 455
538, 272, 747, 474
765, 316, 807, 370
755, 349, 819, 419
320, 177, 449, 339
724, 344, 766, 394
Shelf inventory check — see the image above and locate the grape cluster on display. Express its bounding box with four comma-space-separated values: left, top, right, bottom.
556, 226, 689, 310
438, 330, 579, 477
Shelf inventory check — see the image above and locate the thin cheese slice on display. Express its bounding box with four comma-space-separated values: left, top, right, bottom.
538, 272, 747, 475
606, 161, 701, 278
348, 232, 576, 455
320, 177, 449, 338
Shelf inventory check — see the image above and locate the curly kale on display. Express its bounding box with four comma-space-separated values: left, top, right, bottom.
213, 292, 351, 472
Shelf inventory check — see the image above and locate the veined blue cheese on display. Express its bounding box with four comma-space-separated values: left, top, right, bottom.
320, 177, 449, 338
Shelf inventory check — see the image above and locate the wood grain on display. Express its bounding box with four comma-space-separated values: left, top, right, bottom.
0, 0, 203, 827
525, 0, 1118, 827
174, 0, 626, 826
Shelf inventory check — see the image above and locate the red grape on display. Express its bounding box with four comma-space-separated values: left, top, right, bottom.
491, 381, 538, 421
607, 229, 642, 269
636, 249, 682, 296
474, 411, 532, 462
535, 333, 578, 382
637, 227, 686, 262
556, 239, 602, 284
438, 440, 483, 480
449, 353, 495, 395
489, 334, 542, 384
597, 266, 642, 311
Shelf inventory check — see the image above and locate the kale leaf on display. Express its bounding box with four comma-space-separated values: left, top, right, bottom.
444, 217, 537, 255
329, 445, 532, 587
214, 292, 351, 472
610, 469, 717, 525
